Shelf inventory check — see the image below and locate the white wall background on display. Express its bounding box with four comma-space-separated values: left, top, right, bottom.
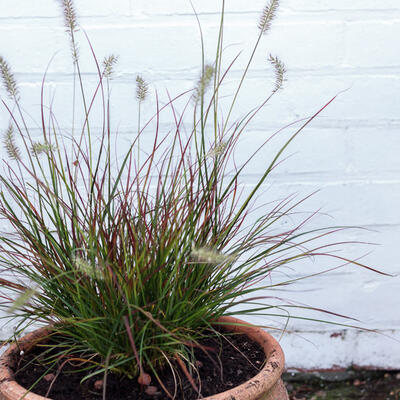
0, 0, 399, 370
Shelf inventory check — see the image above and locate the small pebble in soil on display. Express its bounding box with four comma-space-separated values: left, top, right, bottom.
93, 379, 103, 391
138, 372, 151, 386
145, 386, 160, 396
43, 373, 55, 382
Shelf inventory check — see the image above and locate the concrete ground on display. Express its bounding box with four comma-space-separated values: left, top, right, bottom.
285, 370, 400, 399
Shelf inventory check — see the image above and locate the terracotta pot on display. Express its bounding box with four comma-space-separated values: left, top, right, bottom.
0, 316, 288, 400
204, 316, 288, 400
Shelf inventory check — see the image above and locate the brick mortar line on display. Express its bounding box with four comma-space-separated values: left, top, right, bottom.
0, 15, 400, 26
8, 71, 400, 85
5, 123, 400, 132
0, 9, 400, 19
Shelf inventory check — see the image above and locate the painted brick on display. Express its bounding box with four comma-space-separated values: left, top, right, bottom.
286, 1, 400, 11
261, 21, 346, 70
0, 24, 71, 74
295, 181, 400, 226
130, 0, 400, 15
281, 75, 400, 123
0, 23, 200, 74
232, 127, 350, 175
74, 0, 131, 17
0, 17, 346, 75
130, 0, 267, 15
0, 0, 59, 18
334, 225, 400, 276
271, 270, 400, 326
234, 179, 400, 226
0, 0, 130, 18
345, 21, 400, 67
280, 329, 400, 370
348, 127, 400, 174
0, 0, 399, 371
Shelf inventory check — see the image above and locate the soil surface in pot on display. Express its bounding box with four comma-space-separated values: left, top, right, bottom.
14, 328, 266, 399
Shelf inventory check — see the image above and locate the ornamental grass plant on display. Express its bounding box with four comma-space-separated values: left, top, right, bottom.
0, 0, 384, 398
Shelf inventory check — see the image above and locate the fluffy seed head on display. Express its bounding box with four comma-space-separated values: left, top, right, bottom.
0, 56, 19, 99
268, 54, 286, 92
103, 54, 119, 79
31, 141, 57, 156
193, 64, 214, 103
60, 0, 78, 33
8, 287, 38, 314
3, 125, 21, 161
74, 257, 103, 280
75, 257, 94, 277
191, 246, 234, 264
136, 75, 149, 102
258, 0, 280, 35
59, 0, 79, 63
208, 141, 227, 159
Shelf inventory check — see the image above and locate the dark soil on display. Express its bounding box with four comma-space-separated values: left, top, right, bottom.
286, 370, 400, 399
14, 329, 265, 399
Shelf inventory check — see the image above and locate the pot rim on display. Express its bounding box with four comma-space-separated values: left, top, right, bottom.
0, 316, 285, 400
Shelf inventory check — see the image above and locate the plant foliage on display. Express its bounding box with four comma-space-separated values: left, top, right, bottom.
0, 0, 382, 397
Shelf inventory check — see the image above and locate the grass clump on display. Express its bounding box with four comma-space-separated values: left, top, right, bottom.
0, 0, 383, 397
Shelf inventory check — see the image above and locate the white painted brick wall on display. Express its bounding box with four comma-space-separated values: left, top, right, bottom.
0, 0, 399, 370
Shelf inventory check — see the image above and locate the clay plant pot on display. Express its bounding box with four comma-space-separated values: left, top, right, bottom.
0, 316, 288, 400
